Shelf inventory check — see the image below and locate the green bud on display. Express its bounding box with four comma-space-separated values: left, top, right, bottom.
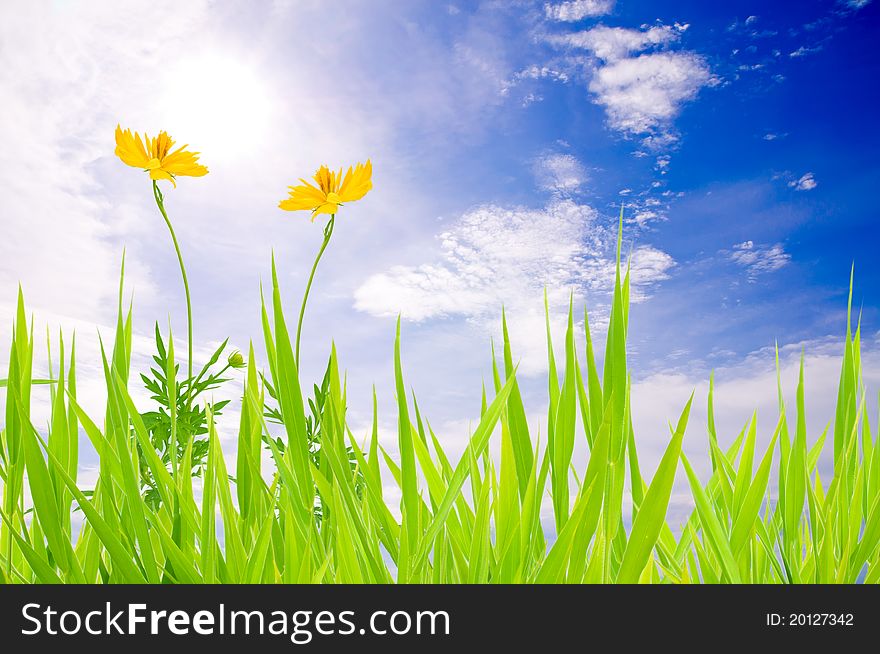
227, 350, 246, 369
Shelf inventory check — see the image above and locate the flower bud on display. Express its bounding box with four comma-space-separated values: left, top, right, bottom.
227, 350, 246, 369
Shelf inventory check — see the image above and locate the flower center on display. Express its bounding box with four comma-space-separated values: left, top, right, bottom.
146, 158, 162, 170
326, 192, 341, 204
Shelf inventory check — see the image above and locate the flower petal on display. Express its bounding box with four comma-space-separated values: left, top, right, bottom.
338, 159, 372, 203
280, 160, 371, 215
149, 168, 177, 187
114, 125, 151, 168
278, 181, 327, 212
115, 126, 206, 182
314, 165, 340, 194
161, 146, 208, 176
154, 131, 174, 159
310, 201, 338, 221
279, 196, 320, 211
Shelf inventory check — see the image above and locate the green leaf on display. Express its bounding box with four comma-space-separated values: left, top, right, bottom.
617, 394, 692, 583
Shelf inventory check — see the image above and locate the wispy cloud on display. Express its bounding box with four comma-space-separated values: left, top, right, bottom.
789, 172, 818, 191
551, 24, 682, 62
354, 200, 603, 323
789, 44, 823, 58
728, 15, 760, 31
353, 198, 673, 373
544, 0, 615, 22
589, 52, 712, 140
502, 64, 570, 100
512, 64, 570, 83
728, 241, 791, 279
533, 153, 588, 193
727, 15, 777, 37
548, 24, 712, 147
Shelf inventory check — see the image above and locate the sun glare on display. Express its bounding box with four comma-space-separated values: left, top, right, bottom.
161, 55, 271, 160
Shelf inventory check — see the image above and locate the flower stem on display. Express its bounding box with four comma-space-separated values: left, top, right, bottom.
295, 215, 335, 368
152, 181, 194, 410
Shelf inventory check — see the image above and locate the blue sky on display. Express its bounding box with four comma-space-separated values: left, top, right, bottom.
1, 0, 878, 489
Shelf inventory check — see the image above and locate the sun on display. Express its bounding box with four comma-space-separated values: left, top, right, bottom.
160, 54, 272, 161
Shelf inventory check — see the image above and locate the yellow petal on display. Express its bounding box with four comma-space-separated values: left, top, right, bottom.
310, 201, 338, 221
296, 178, 326, 196
313, 165, 339, 194
164, 162, 209, 177
338, 159, 372, 203
162, 145, 208, 176
279, 196, 321, 211
154, 131, 174, 159
114, 125, 151, 168
115, 126, 206, 181
149, 168, 177, 187
278, 182, 326, 212
280, 160, 372, 215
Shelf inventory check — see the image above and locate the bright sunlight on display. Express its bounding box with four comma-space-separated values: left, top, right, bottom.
160, 54, 271, 160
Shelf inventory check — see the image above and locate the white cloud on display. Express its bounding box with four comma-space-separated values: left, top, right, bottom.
552, 25, 681, 62
588, 52, 712, 137
789, 172, 817, 191
548, 25, 712, 146
631, 210, 659, 227
544, 0, 615, 22
533, 153, 588, 192
623, 195, 666, 227
354, 201, 602, 322
845, 0, 872, 9
728, 241, 791, 278
503, 64, 570, 98
515, 64, 570, 83
789, 45, 822, 58
353, 200, 674, 374
627, 246, 676, 297
727, 15, 760, 32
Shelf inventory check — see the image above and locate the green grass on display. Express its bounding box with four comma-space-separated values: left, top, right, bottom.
0, 224, 878, 584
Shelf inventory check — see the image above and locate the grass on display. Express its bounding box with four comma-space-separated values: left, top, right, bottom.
0, 219, 878, 585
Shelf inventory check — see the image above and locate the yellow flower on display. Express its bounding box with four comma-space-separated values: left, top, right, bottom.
114, 124, 208, 187
279, 160, 372, 220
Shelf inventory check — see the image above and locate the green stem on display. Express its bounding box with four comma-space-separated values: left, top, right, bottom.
186, 360, 233, 401
295, 215, 335, 368
152, 181, 194, 410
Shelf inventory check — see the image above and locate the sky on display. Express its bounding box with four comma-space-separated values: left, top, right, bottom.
1, 0, 879, 501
